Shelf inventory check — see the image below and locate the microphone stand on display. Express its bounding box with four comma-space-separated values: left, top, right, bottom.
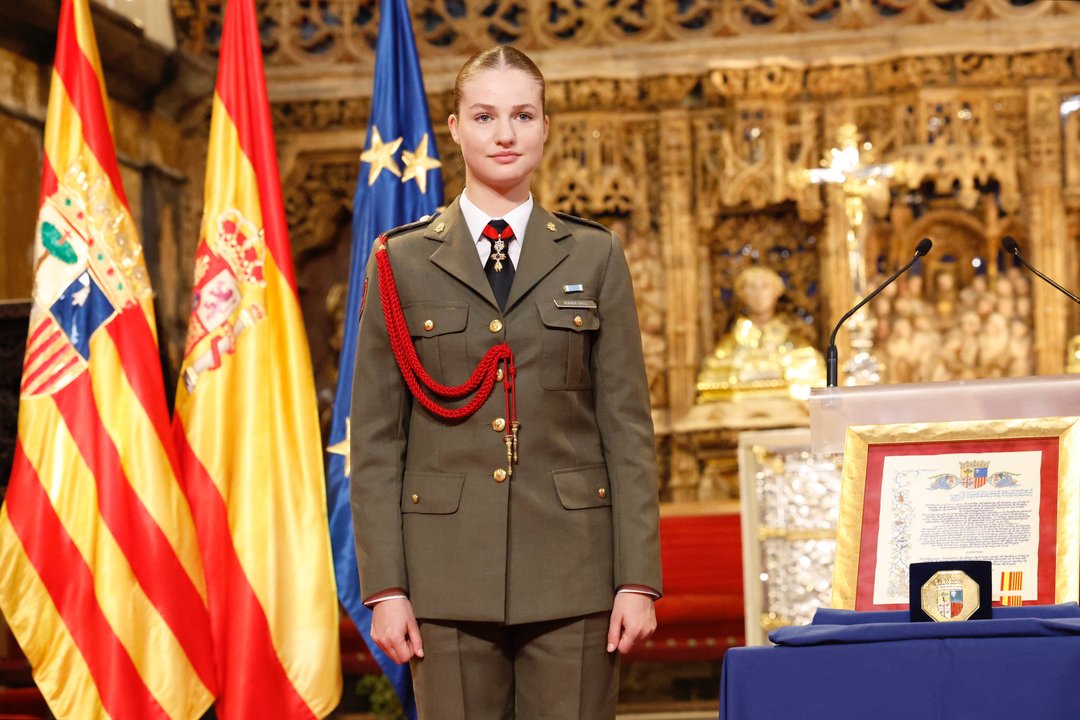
1002, 236, 1080, 305
826, 239, 932, 387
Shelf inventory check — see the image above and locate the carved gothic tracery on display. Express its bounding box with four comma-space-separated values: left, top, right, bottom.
162, 2, 1080, 504
172, 1, 1080, 62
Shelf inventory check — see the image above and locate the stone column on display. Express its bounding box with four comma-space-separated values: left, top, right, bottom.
659, 107, 699, 423
658, 107, 701, 500
1026, 86, 1069, 375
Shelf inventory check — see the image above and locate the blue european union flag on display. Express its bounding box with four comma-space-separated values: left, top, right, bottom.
325, 0, 443, 715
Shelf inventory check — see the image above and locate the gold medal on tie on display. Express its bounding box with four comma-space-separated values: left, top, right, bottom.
492, 239, 507, 272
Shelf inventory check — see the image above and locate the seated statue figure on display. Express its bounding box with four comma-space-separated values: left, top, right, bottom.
696, 266, 826, 403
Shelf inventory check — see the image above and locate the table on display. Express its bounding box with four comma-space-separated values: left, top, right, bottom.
719, 605, 1080, 719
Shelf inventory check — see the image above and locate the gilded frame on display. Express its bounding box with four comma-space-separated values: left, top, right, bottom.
832, 416, 1080, 610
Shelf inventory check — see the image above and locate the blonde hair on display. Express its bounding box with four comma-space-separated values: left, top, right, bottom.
453, 46, 546, 114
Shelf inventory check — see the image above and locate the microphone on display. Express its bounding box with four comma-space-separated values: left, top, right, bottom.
1001, 236, 1080, 305
826, 238, 933, 387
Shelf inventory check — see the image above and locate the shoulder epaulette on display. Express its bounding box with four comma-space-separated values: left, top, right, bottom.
384, 213, 439, 239
553, 211, 608, 233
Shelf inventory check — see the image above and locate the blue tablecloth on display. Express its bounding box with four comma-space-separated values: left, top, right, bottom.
719, 604, 1080, 719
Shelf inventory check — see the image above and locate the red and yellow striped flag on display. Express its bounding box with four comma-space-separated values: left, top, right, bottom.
1000, 571, 1023, 592
171, 0, 342, 717
0, 1, 216, 718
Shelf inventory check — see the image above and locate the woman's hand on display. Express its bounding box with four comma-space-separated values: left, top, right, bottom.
371, 597, 425, 664
606, 591, 657, 654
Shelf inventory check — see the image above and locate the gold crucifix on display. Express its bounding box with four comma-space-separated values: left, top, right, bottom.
796, 123, 895, 385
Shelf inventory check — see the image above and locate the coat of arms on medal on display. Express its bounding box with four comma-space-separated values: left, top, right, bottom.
920, 570, 980, 622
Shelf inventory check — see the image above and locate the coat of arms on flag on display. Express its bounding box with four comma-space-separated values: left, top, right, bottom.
181, 208, 267, 392
23, 183, 132, 397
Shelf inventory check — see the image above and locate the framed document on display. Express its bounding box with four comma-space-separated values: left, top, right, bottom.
832, 416, 1080, 611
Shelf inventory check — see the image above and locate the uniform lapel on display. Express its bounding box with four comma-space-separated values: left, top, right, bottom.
427, 198, 499, 310
504, 205, 571, 312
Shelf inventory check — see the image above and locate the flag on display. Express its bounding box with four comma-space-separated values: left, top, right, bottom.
171, 0, 342, 717
0, 0, 215, 717
325, 0, 444, 713
1000, 571, 1023, 592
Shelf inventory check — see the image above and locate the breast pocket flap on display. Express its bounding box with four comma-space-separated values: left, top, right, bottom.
537, 300, 599, 332
552, 464, 611, 510
403, 302, 469, 337
402, 471, 466, 514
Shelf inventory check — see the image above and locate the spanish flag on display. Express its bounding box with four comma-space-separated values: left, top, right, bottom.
0, 0, 215, 717
171, 0, 342, 716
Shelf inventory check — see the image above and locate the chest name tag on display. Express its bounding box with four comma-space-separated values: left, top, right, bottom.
554, 298, 597, 309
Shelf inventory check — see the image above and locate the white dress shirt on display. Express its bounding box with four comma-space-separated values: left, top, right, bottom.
459, 188, 531, 269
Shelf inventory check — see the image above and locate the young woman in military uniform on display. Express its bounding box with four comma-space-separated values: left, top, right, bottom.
350, 45, 662, 719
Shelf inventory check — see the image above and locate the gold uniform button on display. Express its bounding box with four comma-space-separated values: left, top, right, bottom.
597, 488, 607, 498
489, 319, 503, 333
411, 494, 420, 504
423, 319, 434, 331
496, 368, 505, 382
573, 315, 584, 327
493, 468, 508, 483
492, 418, 506, 432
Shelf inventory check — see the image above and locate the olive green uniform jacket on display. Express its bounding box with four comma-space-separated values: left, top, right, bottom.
350, 197, 662, 625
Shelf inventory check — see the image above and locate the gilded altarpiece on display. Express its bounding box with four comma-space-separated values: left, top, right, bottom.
170, 0, 1080, 502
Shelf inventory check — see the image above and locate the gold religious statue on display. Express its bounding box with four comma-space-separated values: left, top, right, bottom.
696, 266, 826, 403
